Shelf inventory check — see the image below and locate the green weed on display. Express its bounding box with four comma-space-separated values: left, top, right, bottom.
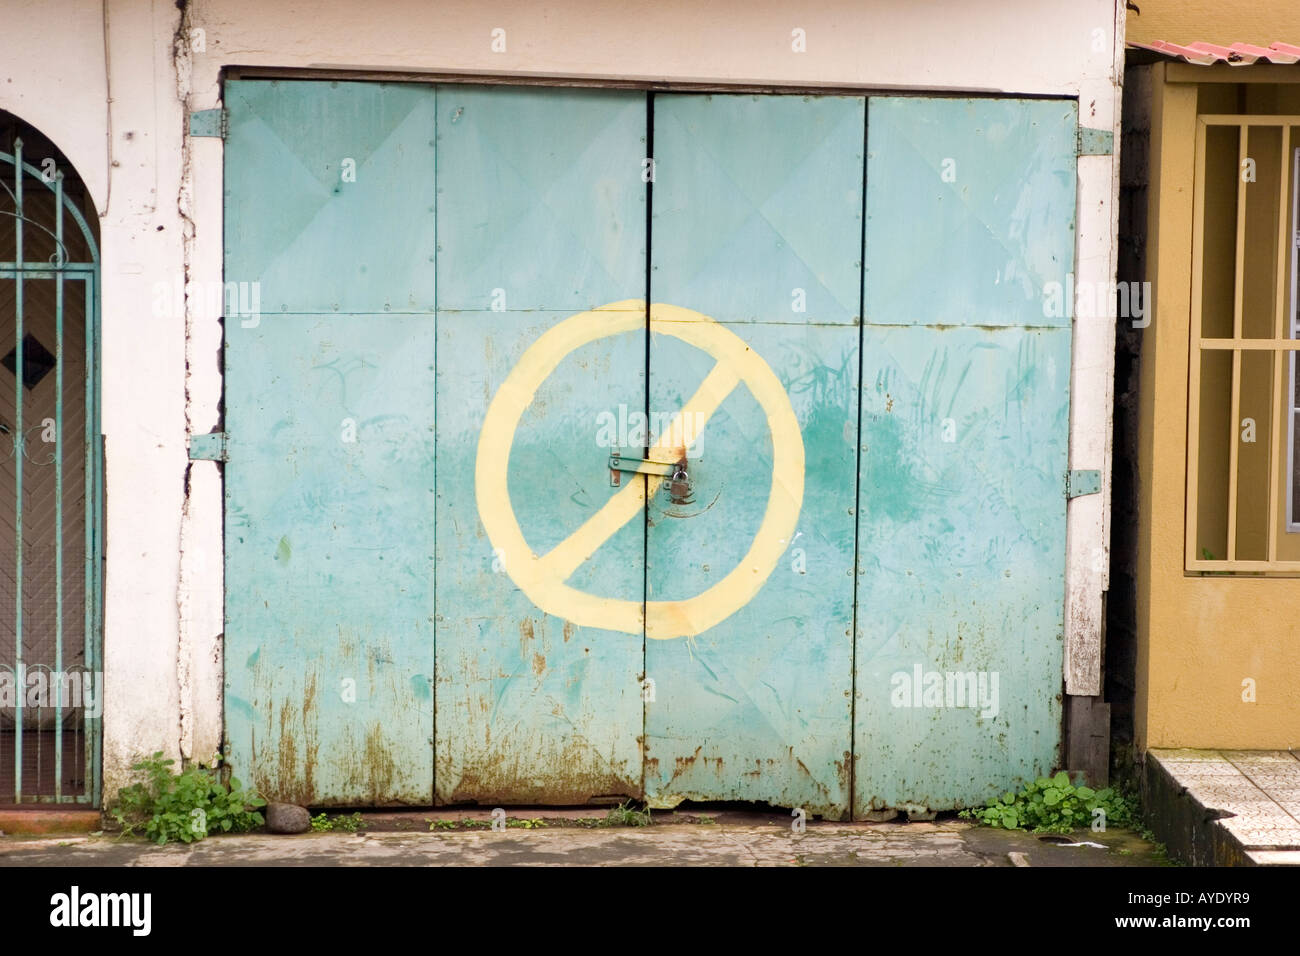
311, 811, 363, 833
111, 752, 265, 845
959, 772, 1137, 834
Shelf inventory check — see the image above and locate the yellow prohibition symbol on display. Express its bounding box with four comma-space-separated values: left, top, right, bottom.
475, 300, 805, 641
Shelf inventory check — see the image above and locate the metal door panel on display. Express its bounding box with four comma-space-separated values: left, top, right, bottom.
434, 87, 647, 804
435, 86, 646, 312
854, 95, 1076, 814
645, 94, 862, 818
223, 79, 438, 805
853, 325, 1070, 810
862, 97, 1077, 329
224, 80, 437, 314
223, 315, 436, 805
650, 95, 863, 325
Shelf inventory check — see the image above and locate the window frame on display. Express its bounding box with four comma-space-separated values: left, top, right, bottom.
1186, 115, 1299, 572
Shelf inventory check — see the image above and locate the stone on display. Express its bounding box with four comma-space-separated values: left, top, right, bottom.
264, 802, 310, 834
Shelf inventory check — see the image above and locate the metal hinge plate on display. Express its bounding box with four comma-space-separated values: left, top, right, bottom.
189, 108, 227, 139
1066, 469, 1102, 498
1077, 127, 1114, 156
189, 431, 227, 461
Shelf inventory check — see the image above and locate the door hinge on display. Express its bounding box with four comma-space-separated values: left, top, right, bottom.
1066, 469, 1102, 498
189, 108, 227, 140
189, 431, 228, 462
1076, 127, 1114, 156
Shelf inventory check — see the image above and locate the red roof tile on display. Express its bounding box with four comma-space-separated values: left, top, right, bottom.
1130, 40, 1300, 65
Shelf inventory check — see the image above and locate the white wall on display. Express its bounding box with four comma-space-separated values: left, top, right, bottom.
0, 0, 1123, 799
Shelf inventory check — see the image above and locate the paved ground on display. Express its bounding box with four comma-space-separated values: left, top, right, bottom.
1148, 749, 1300, 866
0, 813, 1168, 866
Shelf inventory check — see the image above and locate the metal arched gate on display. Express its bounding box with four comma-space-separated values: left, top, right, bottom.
0, 138, 102, 806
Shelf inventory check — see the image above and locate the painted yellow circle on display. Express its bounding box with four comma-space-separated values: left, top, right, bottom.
475, 300, 805, 640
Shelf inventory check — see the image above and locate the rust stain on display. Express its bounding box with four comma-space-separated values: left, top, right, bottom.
519, 618, 535, 665
363, 724, 396, 801
440, 732, 640, 805
276, 701, 298, 800
301, 671, 319, 801
532, 652, 546, 676
562, 621, 574, 643
668, 745, 705, 786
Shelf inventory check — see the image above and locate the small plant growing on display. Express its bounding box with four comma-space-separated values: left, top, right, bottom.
959, 772, 1136, 834
311, 811, 363, 833
605, 800, 651, 827
426, 817, 492, 830
111, 752, 265, 845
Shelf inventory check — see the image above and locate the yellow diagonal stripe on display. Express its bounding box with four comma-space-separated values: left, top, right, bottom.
540, 361, 740, 582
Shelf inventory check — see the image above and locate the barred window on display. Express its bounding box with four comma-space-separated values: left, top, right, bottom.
1188, 116, 1300, 571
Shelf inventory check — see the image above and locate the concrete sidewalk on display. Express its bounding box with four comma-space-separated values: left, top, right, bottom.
0, 816, 1167, 866
1145, 749, 1300, 866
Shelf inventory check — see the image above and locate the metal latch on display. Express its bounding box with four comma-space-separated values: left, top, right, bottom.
189, 431, 228, 462
609, 449, 687, 490
1066, 469, 1101, 498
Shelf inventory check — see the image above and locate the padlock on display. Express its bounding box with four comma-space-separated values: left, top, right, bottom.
667, 463, 690, 501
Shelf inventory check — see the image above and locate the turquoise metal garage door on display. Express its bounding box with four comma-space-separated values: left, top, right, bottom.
221, 81, 1076, 816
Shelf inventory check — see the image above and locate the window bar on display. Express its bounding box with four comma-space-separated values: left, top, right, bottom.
1187, 119, 1208, 569
86, 276, 99, 806
1290, 144, 1300, 539
1268, 128, 1292, 562
12, 139, 23, 802
54, 169, 64, 799
1226, 124, 1248, 561
1201, 115, 1300, 127
1202, 338, 1300, 349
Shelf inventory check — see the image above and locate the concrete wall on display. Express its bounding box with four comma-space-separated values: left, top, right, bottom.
0, 0, 1125, 801
1127, 0, 1300, 47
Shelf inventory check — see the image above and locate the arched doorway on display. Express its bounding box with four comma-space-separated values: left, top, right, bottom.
0, 113, 101, 807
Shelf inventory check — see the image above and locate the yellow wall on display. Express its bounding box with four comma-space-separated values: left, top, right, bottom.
1137, 64, 1300, 750
1128, 1, 1300, 46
